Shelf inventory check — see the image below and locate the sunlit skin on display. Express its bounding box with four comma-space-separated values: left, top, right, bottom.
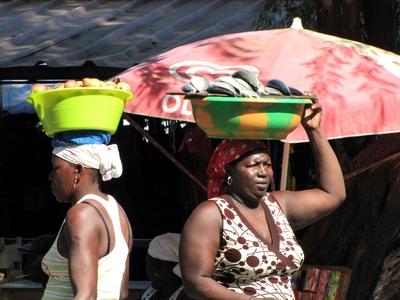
179, 100, 346, 300
49, 155, 77, 204
226, 151, 273, 208
47, 154, 133, 299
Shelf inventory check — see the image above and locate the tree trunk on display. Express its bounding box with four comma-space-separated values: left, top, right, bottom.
316, 0, 362, 40
254, 0, 400, 53
372, 240, 400, 300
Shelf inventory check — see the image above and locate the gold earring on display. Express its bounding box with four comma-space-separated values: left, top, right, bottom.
227, 176, 233, 186
73, 169, 78, 189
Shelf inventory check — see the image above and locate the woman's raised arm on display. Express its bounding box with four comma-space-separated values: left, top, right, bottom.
273, 102, 346, 230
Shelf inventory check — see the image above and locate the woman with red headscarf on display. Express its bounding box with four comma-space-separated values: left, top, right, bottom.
179, 101, 346, 300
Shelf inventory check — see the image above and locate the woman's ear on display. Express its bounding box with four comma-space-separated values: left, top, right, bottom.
72, 165, 80, 189
224, 164, 233, 176
74, 164, 84, 181
76, 164, 83, 172
224, 165, 234, 186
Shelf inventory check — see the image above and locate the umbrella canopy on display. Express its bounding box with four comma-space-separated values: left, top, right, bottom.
117, 18, 400, 143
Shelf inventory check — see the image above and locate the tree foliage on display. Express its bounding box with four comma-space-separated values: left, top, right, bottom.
254, 0, 400, 53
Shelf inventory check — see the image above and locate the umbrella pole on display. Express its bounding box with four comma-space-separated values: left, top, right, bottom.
280, 142, 290, 191
122, 113, 208, 192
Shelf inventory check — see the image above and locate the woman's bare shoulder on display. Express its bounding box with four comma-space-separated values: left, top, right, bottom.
186, 199, 222, 225
65, 202, 100, 228
193, 199, 221, 213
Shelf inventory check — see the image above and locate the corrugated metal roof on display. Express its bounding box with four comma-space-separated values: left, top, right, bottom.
0, 0, 266, 69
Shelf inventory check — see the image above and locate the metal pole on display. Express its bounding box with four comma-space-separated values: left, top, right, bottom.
123, 113, 207, 192
280, 142, 290, 190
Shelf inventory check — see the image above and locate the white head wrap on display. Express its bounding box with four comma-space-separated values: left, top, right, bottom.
52, 144, 123, 181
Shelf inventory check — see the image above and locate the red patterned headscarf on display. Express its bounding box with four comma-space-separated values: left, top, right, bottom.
207, 139, 268, 198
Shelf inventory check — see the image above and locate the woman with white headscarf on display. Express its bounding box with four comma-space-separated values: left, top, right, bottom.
41, 131, 133, 300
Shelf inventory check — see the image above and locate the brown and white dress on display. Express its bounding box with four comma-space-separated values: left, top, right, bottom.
211, 193, 304, 300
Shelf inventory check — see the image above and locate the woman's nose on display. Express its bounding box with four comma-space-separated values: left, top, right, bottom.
257, 165, 267, 176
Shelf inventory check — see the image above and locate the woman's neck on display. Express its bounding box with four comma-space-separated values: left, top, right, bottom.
228, 192, 261, 209
70, 186, 104, 205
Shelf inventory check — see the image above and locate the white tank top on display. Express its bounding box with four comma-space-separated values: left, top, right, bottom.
41, 194, 129, 300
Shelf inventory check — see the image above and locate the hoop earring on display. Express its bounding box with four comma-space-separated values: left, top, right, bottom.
227, 176, 233, 186
73, 168, 79, 189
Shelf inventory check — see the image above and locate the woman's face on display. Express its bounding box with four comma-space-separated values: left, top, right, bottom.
228, 151, 273, 202
49, 155, 76, 203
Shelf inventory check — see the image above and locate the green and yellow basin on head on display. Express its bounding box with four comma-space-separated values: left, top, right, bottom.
27, 88, 133, 138
189, 96, 313, 140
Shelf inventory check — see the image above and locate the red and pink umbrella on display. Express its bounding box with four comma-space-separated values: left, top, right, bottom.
116, 18, 400, 144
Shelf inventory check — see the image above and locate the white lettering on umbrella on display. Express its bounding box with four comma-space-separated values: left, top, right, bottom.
181, 99, 192, 116
161, 94, 193, 116
162, 94, 181, 113
169, 60, 260, 82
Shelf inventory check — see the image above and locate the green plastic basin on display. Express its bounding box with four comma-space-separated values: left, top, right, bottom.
189, 96, 313, 140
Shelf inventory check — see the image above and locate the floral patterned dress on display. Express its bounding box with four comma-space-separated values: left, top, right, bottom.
211, 194, 304, 300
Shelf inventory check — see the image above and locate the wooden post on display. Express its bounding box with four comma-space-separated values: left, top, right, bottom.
280, 142, 290, 191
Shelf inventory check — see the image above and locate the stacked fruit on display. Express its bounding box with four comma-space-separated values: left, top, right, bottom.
31, 78, 131, 93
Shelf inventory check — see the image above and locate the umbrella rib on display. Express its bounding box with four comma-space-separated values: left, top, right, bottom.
344, 151, 400, 181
